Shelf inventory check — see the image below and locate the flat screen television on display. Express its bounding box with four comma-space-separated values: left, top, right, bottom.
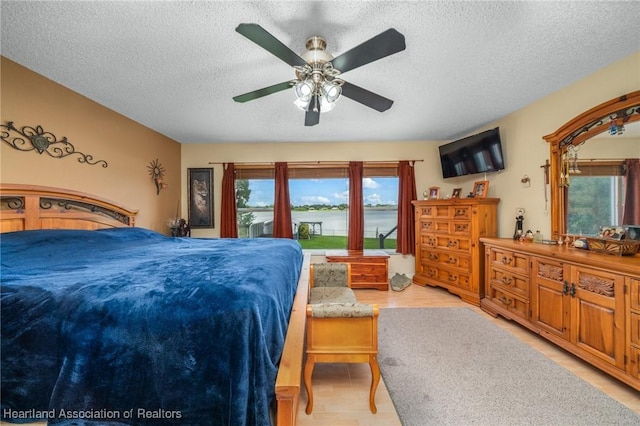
438, 127, 505, 178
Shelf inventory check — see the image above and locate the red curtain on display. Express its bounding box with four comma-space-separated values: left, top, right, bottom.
220, 163, 238, 238
623, 158, 640, 225
348, 161, 364, 251
396, 161, 417, 255
273, 162, 293, 238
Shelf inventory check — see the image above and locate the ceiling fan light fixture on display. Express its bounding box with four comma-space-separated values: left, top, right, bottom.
294, 96, 311, 111
234, 24, 406, 125
295, 79, 314, 99
319, 95, 337, 112
321, 81, 341, 103
294, 79, 315, 110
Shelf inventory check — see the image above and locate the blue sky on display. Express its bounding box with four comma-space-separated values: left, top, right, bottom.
247, 178, 399, 207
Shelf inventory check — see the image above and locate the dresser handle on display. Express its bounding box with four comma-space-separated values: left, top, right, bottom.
501, 256, 512, 264
502, 276, 513, 285
447, 240, 458, 247
563, 281, 569, 295
570, 283, 576, 298
499, 296, 513, 306
449, 275, 457, 282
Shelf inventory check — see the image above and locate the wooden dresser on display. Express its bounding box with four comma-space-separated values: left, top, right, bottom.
412, 198, 499, 305
325, 250, 389, 291
481, 238, 640, 391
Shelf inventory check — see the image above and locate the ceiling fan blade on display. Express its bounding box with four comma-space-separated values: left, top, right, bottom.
236, 23, 308, 68
341, 82, 394, 112
331, 28, 406, 74
233, 81, 294, 103
305, 96, 320, 126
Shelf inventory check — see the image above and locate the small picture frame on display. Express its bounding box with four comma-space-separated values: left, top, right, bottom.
188, 168, 214, 228
598, 226, 624, 240
451, 188, 462, 199
428, 186, 440, 200
473, 180, 489, 198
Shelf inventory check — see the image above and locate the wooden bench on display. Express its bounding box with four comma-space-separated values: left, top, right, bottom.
303, 263, 380, 414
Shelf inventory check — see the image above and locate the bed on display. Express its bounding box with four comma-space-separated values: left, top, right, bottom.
0, 184, 310, 426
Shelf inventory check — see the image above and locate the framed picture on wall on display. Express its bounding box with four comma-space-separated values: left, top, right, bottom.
188, 168, 214, 228
473, 180, 489, 198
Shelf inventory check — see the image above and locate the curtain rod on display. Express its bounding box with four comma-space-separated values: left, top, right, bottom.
207, 159, 423, 165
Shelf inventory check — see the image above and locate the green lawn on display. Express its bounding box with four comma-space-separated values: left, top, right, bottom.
296, 235, 396, 250
237, 228, 396, 250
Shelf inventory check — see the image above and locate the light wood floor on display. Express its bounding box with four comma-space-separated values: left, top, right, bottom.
297, 284, 640, 426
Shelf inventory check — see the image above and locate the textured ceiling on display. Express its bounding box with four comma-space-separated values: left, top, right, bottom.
1, 1, 639, 144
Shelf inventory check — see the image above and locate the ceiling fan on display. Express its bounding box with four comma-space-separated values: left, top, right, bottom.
232, 23, 406, 126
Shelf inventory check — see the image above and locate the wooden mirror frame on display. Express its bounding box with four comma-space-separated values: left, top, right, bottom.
543, 90, 640, 241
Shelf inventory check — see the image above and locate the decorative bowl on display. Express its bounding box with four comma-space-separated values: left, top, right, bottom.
585, 237, 640, 256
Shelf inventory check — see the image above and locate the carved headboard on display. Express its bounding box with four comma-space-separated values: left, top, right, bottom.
0, 184, 138, 233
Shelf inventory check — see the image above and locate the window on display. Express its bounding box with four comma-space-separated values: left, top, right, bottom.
566, 161, 626, 236
234, 163, 399, 250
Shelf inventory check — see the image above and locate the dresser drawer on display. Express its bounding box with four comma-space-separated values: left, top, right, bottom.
417, 205, 449, 218
419, 219, 450, 234
488, 286, 529, 320
450, 221, 471, 235
532, 257, 565, 284
631, 346, 640, 380
419, 234, 437, 248
631, 278, 640, 311
435, 235, 472, 253
421, 250, 471, 270
489, 267, 529, 298
631, 312, 640, 347
350, 262, 387, 283
489, 247, 529, 275
450, 205, 472, 220
425, 265, 471, 291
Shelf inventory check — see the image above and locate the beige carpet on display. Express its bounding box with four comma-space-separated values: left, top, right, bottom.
378, 307, 640, 426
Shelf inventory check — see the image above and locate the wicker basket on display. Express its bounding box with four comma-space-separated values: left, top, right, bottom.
585, 237, 640, 256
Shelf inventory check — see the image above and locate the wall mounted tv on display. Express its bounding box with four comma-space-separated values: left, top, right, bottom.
438, 127, 505, 178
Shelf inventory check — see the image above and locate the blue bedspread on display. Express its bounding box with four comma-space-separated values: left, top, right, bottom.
1, 228, 303, 425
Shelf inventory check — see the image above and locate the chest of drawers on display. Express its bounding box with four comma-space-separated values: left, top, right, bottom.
412, 198, 499, 305
480, 238, 640, 391
325, 250, 390, 291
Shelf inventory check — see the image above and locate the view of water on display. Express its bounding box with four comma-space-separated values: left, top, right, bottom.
246, 209, 398, 238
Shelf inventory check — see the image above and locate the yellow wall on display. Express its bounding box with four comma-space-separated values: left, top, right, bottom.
0, 57, 181, 231
182, 51, 640, 242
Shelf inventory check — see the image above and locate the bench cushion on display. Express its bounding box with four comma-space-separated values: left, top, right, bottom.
309, 287, 356, 304
309, 302, 375, 318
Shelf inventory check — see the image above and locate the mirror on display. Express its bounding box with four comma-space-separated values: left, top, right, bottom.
543, 91, 640, 240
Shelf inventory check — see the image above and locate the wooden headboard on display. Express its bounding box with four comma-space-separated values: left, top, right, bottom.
0, 184, 138, 233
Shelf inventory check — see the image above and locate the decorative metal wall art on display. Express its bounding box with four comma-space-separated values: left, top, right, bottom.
1, 121, 108, 167
147, 159, 168, 195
